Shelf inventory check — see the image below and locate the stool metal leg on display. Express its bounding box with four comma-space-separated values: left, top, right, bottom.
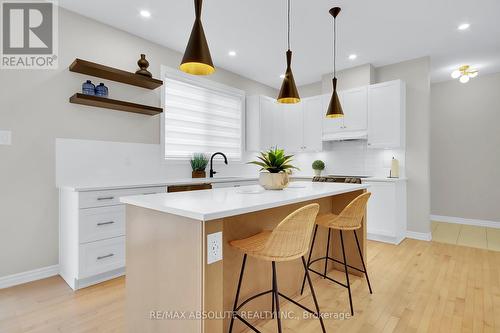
271, 271, 275, 318
340, 231, 354, 316
301, 256, 327, 333
323, 229, 331, 278
300, 225, 318, 295
354, 229, 373, 294
272, 262, 282, 333
229, 254, 247, 333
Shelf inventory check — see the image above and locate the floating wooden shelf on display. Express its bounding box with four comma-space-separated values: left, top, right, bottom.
69, 58, 163, 90
69, 93, 163, 116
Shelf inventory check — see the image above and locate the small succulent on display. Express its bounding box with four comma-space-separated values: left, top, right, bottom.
312, 160, 325, 171
248, 147, 299, 173
190, 153, 209, 171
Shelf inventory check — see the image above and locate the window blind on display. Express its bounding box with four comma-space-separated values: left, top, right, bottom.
163, 77, 243, 160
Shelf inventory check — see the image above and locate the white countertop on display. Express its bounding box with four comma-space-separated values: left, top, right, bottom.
120, 181, 369, 221
58, 176, 259, 192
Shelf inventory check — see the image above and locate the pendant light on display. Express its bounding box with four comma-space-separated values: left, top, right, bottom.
277, 0, 300, 104
326, 7, 344, 118
180, 0, 215, 75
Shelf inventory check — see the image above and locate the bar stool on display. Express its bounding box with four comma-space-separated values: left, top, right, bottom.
300, 192, 372, 316
228, 203, 326, 333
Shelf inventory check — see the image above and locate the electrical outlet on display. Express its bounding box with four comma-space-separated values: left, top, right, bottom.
0, 130, 11, 145
207, 231, 223, 264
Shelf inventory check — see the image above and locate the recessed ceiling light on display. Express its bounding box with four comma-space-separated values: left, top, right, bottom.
228, 51, 237, 57
140, 10, 151, 18
348, 54, 357, 60
280, 74, 285, 79
458, 23, 470, 30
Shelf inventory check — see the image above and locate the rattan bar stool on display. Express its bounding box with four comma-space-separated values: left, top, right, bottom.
228, 203, 326, 333
300, 192, 372, 316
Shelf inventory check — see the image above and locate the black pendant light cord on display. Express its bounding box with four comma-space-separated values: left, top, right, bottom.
287, 0, 291, 51
333, 14, 336, 77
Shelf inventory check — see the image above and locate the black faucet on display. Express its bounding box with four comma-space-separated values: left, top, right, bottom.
209, 152, 228, 178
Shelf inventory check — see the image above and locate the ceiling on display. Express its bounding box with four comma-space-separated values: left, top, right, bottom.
58, 0, 500, 89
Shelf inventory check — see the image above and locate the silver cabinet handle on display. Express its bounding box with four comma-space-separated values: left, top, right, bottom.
97, 253, 114, 260
97, 221, 115, 226
97, 196, 114, 201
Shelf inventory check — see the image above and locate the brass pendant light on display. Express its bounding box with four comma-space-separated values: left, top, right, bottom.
180, 0, 215, 75
277, 0, 300, 104
326, 7, 344, 118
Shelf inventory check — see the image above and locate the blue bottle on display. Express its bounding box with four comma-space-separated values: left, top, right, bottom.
82, 80, 95, 95
95, 83, 109, 97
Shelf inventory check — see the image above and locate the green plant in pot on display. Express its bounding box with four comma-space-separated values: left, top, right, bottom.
312, 160, 325, 176
248, 147, 299, 190
190, 153, 209, 178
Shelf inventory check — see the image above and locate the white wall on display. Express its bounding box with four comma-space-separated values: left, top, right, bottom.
431, 72, 500, 223
0, 8, 276, 277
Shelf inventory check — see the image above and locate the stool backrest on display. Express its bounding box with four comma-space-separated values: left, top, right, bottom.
331, 192, 371, 229
261, 203, 320, 260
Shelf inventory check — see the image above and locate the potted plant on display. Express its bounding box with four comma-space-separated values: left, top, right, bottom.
312, 160, 325, 176
248, 147, 299, 190
190, 153, 209, 178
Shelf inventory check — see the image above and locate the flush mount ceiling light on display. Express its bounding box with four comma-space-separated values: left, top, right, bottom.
348, 54, 357, 60
277, 0, 300, 104
451, 65, 478, 83
458, 23, 470, 30
180, 0, 215, 75
140, 10, 151, 18
228, 50, 237, 57
326, 7, 344, 119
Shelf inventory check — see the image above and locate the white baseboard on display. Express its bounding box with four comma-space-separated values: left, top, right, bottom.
431, 215, 500, 229
0, 265, 59, 289
406, 231, 432, 241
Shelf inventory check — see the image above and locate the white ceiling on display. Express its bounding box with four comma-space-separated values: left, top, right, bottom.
58, 0, 500, 89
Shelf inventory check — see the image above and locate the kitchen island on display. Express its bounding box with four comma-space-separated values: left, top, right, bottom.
120, 181, 369, 333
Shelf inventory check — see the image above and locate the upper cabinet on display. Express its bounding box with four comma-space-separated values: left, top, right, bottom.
246, 96, 323, 153
322, 86, 368, 141
246, 79, 406, 153
367, 80, 406, 149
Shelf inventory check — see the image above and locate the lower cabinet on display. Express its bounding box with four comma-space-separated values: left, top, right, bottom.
362, 180, 407, 244
59, 185, 166, 290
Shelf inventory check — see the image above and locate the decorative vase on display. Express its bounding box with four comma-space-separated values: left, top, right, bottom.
314, 169, 322, 176
95, 83, 108, 97
135, 54, 152, 78
192, 170, 206, 178
82, 80, 95, 95
259, 172, 290, 190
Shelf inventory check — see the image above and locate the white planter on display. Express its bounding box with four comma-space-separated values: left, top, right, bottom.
313, 169, 323, 176
259, 172, 290, 190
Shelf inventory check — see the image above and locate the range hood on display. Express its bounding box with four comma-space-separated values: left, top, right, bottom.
322, 130, 367, 141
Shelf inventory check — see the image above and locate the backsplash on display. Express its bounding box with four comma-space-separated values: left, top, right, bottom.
56, 138, 405, 186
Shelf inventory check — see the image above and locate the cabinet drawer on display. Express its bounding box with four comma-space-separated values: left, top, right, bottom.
79, 237, 125, 278
79, 186, 165, 208
79, 206, 125, 243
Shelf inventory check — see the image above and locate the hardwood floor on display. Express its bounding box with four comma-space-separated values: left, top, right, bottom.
1, 239, 499, 333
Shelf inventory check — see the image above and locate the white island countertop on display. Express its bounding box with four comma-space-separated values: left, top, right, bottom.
120, 181, 369, 221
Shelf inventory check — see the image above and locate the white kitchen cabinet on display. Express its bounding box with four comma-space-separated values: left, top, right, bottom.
363, 179, 407, 244
322, 87, 368, 141
59, 186, 166, 290
367, 80, 406, 149
246, 95, 283, 151
301, 96, 323, 152
246, 95, 322, 153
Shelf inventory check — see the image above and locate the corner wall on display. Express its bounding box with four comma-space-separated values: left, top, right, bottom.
431, 72, 500, 224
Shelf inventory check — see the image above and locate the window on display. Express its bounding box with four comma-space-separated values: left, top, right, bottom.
162, 70, 245, 160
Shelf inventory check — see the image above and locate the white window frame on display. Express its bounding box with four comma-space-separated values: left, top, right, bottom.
160, 65, 246, 162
